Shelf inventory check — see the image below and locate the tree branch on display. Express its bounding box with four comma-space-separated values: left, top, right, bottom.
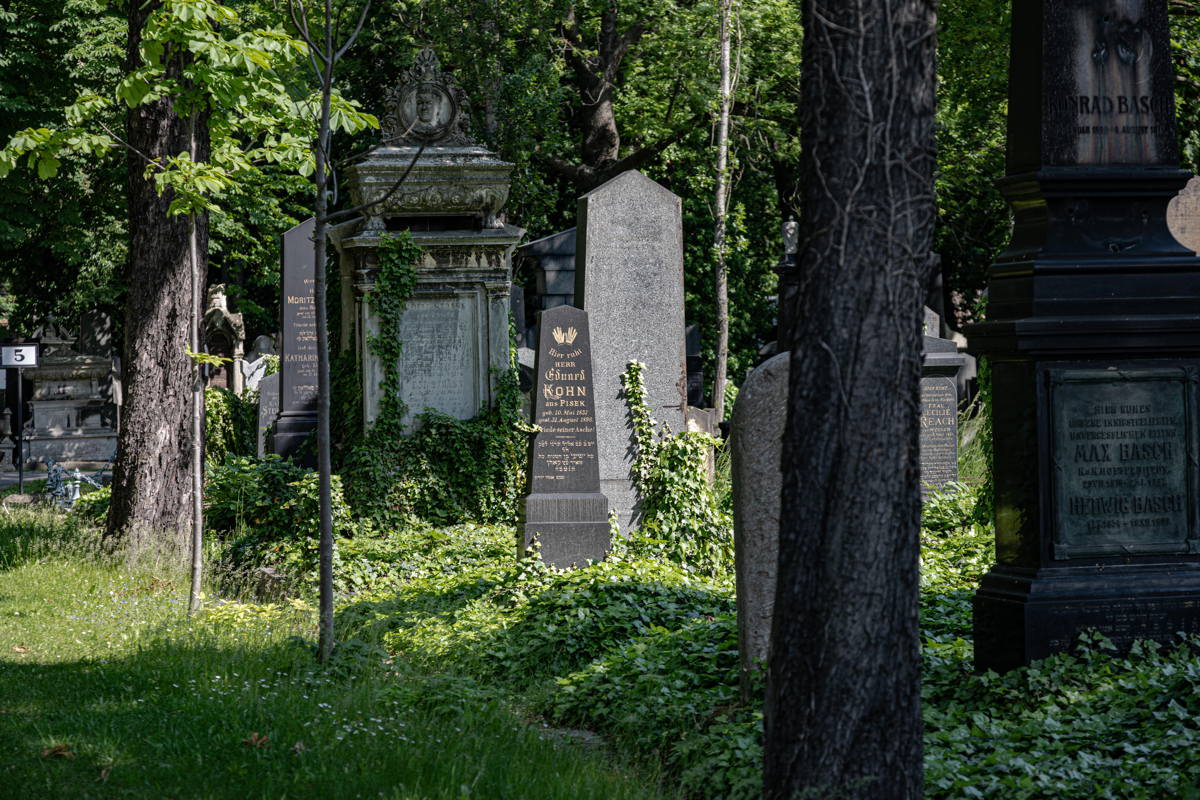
321, 142, 424, 224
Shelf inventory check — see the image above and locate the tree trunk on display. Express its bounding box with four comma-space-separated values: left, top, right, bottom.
107, 2, 208, 547
763, 0, 937, 797
712, 0, 733, 419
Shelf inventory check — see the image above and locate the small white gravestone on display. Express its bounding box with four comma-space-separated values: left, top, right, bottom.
1168, 176, 1200, 255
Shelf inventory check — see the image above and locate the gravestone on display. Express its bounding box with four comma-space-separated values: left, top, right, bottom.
337, 49, 522, 433
517, 227, 577, 316
967, 0, 1200, 671
203, 285, 246, 394
24, 316, 118, 468
920, 307, 965, 495
256, 372, 280, 457
576, 171, 687, 533
241, 334, 277, 393
686, 324, 704, 407
271, 217, 318, 461
519, 305, 610, 567
730, 350, 788, 698
1168, 176, 1200, 254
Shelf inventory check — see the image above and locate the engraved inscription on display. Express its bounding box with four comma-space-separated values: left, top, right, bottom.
530, 309, 600, 494
1058, 1, 1170, 164
397, 299, 478, 423
919, 377, 958, 494
1051, 366, 1198, 558
280, 218, 318, 414
284, 277, 318, 405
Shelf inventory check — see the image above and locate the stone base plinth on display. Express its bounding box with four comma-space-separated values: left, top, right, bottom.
974, 563, 1200, 672
25, 430, 117, 469
270, 410, 317, 467
520, 492, 610, 569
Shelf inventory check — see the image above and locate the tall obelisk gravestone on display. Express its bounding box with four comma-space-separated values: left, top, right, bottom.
271, 217, 318, 463
969, 0, 1200, 671
576, 171, 687, 534
520, 305, 611, 567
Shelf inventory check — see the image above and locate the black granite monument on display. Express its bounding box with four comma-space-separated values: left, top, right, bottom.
519, 305, 611, 568
968, 0, 1200, 671
271, 217, 318, 463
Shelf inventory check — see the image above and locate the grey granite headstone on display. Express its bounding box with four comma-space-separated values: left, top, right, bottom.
519, 305, 610, 567
272, 217, 318, 461
576, 171, 687, 534
920, 307, 965, 495
730, 351, 788, 698
1168, 176, 1200, 254
256, 372, 280, 457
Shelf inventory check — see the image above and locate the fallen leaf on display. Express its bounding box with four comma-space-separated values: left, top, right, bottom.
242, 732, 269, 748
41, 743, 75, 759
96, 766, 111, 783
290, 741, 307, 754
12, 645, 28, 654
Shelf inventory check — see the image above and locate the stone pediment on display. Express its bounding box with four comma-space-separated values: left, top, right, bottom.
346, 49, 513, 231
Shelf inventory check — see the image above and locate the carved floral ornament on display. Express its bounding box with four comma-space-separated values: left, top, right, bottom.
381, 49, 474, 146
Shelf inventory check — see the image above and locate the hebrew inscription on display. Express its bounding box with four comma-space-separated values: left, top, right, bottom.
1050, 365, 1199, 558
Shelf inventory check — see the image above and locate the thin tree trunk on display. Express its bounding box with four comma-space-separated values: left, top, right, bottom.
109, 2, 207, 549
712, 0, 733, 418
762, 0, 937, 797
314, 0, 336, 665
187, 203, 203, 614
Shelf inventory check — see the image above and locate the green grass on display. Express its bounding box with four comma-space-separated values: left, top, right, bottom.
0, 510, 673, 799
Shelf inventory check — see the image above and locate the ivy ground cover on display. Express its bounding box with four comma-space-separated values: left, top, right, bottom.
335, 486, 1200, 800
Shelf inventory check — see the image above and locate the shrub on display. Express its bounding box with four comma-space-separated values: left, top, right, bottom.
71, 485, 110, 524
204, 386, 256, 467
621, 360, 733, 577
206, 455, 362, 590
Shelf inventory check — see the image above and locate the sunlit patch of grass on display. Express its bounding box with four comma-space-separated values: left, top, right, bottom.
0, 509, 672, 799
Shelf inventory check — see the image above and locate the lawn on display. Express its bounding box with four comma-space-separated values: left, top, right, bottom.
0, 509, 673, 800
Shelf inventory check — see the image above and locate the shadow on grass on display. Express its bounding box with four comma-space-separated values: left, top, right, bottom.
0, 631, 670, 800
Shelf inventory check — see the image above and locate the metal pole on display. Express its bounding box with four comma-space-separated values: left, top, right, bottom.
16, 368, 23, 494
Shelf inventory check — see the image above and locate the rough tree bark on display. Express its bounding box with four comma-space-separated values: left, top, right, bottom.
107, 1, 208, 546
763, 0, 937, 796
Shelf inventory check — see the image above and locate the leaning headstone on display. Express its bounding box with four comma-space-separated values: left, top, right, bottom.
920, 307, 965, 495
577, 171, 687, 533
730, 351, 788, 699
271, 217, 318, 462
256, 372, 280, 458
519, 305, 610, 568
1168, 176, 1200, 254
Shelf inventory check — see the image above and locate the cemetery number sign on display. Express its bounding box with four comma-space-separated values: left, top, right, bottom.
1, 345, 39, 492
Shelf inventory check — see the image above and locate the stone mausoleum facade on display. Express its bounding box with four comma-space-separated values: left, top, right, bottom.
335, 49, 523, 431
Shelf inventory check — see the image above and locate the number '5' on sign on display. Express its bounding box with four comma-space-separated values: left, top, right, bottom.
1, 345, 38, 367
